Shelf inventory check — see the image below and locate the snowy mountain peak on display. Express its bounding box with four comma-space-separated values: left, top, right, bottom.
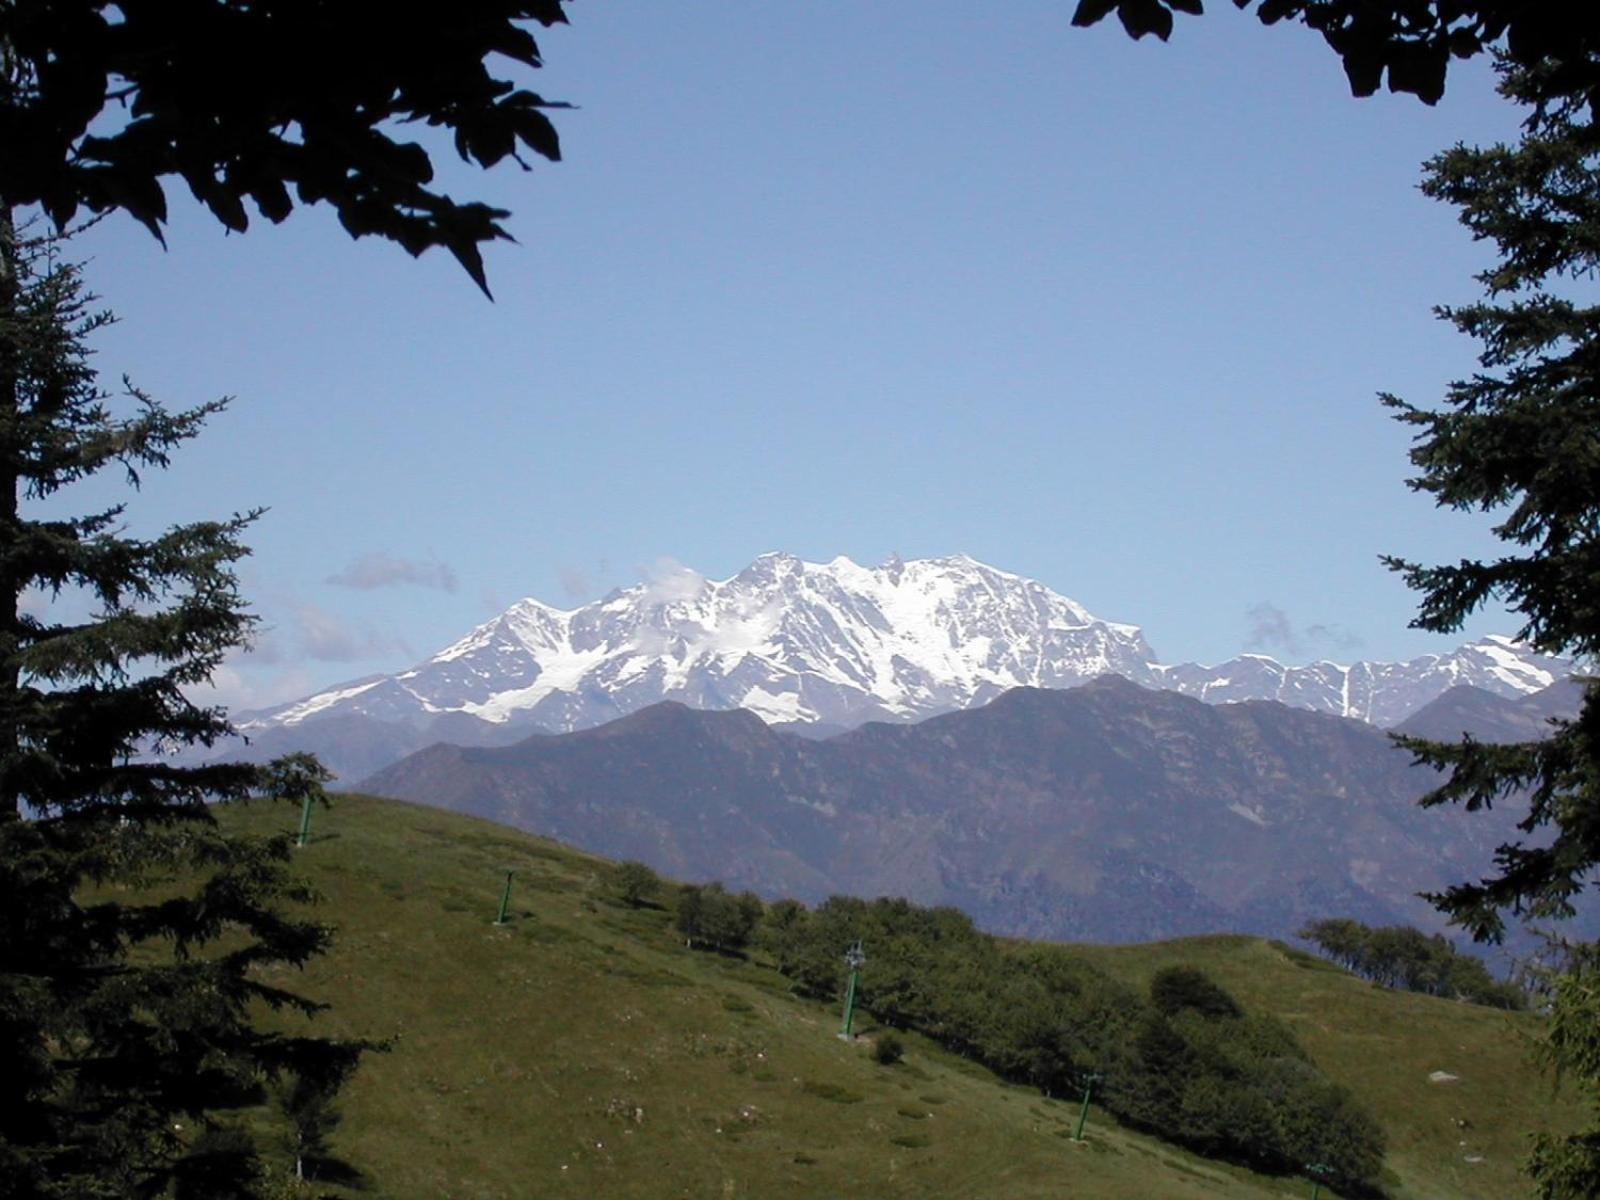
243, 554, 1573, 740
248, 554, 1158, 732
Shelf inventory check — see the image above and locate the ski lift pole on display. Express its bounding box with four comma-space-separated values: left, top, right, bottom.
494, 870, 514, 925
839, 941, 866, 1040
1308, 1163, 1333, 1200
1074, 1072, 1104, 1141
296, 792, 314, 847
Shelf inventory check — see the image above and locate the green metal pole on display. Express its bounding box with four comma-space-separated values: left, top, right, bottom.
1074, 1073, 1102, 1141
839, 941, 866, 1040
840, 964, 860, 1039
494, 870, 514, 925
296, 793, 314, 847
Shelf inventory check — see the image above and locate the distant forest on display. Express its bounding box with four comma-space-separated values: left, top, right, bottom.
1299, 919, 1527, 1010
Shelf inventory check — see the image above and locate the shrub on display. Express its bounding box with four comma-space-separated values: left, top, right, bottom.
614, 860, 660, 908
1150, 966, 1243, 1020
676, 882, 759, 952
872, 1034, 905, 1065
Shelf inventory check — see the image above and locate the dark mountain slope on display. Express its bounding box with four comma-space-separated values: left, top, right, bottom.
1396, 677, 1584, 744
362, 677, 1551, 945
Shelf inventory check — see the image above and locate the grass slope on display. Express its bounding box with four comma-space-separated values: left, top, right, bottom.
228, 795, 1577, 1199
1072, 938, 1582, 1200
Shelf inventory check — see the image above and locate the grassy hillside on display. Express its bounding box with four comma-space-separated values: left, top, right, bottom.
222, 794, 1578, 1199
1072, 937, 1580, 1200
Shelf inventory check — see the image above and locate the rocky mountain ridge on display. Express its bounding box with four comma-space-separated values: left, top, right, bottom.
234, 553, 1573, 778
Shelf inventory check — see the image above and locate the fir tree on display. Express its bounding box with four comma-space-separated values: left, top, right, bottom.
1382, 56, 1600, 1199
0, 224, 366, 1198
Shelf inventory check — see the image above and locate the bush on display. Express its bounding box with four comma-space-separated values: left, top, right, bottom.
872, 1034, 905, 1065
675, 882, 762, 953
1150, 966, 1243, 1020
614, 860, 660, 908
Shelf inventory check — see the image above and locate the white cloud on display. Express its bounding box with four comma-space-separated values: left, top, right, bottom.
290, 602, 408, 662
185, 662, 320, 714
1246, 603, 1364, 660
638, 556, 705, 607
1245, 602, 1300, 656
559, 567, 592, 601
326, 552, 457, 593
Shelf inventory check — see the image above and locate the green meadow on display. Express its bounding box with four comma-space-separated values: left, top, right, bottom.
223, 794, 1579, 1199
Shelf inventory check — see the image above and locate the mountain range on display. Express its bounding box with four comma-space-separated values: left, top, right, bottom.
234, 553, 1573, 779
360, 675, 1586, 955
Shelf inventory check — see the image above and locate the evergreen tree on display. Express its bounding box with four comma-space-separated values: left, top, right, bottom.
0, 226, 366, 1198
1379, 54, 1600, 1198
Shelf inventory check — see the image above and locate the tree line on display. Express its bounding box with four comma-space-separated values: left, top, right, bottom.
1299, 919, 1527, 1010
643, 870, 1387, 1197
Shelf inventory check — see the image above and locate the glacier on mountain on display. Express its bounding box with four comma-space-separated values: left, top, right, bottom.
243, 552, 1570, 737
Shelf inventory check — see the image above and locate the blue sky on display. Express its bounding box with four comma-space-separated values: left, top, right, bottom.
58, 2, 1532, 711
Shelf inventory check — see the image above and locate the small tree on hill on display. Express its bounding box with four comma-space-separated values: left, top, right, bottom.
614, 859, 660, 909
0, 229, 367, 1197
674, 882, 762, 954
274, 1045, 366, 1186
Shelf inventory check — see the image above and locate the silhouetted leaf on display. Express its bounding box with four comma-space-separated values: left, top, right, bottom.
1448, 28, 1483, 59
0, 1, 576, 291
1255, 0, 1299, 24
1117, 0, 1175, 41
247, 175, 293, 224
1386, 40, 1448, 104
1339, 45, 1385, 97
1070, 0, 1121, 28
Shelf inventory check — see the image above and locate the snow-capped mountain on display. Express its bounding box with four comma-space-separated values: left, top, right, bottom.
248, 553, 1162, 733
1153, 635, 1569, 727
241, 553, 1572, 746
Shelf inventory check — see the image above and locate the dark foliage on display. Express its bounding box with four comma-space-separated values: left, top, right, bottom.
1071, 1, 1600, 111
0, 2, 573, 292
766, 895, 1385, 1194
871, 1033, 905, 1066
0, 229, 372, 1197
674, 882, 763, 955
614, 859, 660, 909
274, 1044, 368, 1187
1149, 965, 1245, 1019
1375, 49, 1600, 1200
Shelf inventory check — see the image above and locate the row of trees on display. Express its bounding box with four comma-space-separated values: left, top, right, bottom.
755, 894, 1386, 1195
1300, 919, 1527, 1009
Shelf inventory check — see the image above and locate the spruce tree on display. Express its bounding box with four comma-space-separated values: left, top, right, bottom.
0, 224, 364, 1198
1382, 56, 1600, 1198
